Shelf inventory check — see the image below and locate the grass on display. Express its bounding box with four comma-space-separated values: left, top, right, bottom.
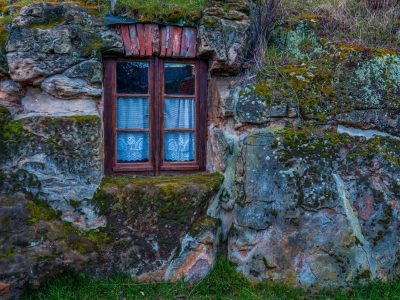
114, 0, 208, 24
21, 259, 400, 299
279, 0, 400, 50
0, 0, 207, 25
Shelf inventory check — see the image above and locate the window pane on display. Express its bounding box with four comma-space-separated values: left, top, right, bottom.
164, 98, 195, 129
117, 97, 149, 129
164, 132, 194, 162
164, 63, 195, 95
117, 132, 149, 163
117, 62, 149, 94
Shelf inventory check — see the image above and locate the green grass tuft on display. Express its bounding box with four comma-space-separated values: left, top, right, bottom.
114, 0, 207, 24
20, 258, 400, 299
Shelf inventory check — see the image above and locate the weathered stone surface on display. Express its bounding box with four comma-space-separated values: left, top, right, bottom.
208, 76, 242, 120
198, 1, 250, 75
91, 174, 222, 279
0, 106, 103, 221
63, 59, 103, 85
41, 74, 102, 99
336, 109, 400, 137
207, 126, 233, 173
0, 192, 104, 299
18, 87, 99, 118
226, 128, 400, 287
0, 173, 221, 298
164, 216, 220, 282
243, 19, 400, 124
236, 86, 289, 124
6, 3, 123, 85
6, 51, 82, 85
0, 79, 23, 109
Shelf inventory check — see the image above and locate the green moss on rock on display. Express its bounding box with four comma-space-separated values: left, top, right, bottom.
189, 216, 219, 237
93, 173, 223, 215
91, 173, 223, 273
28, 17, 65, 29
114, 0, 207, 25
26, 200, 61, 225
251, 19, 400, 122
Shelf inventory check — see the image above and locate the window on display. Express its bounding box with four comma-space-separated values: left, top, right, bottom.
103, 58, 208, 174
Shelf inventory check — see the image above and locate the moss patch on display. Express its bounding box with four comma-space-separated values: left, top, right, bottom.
26, 200, 61, 225
114, 0, 207, 25
251, 19, 400, 122
189, 216, 218, 236
91, 173, 223, 272
60, 222, 111, 254
28, 17, 65, 29
93, 173, 223, 215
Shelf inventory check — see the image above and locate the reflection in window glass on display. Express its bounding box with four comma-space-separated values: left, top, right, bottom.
164, 132, 194, 162
117, 62, 148, 94
164, 63, 195, 95
117, 98, 149, 129
164, 99, 195, 129
117, 132, 149, 163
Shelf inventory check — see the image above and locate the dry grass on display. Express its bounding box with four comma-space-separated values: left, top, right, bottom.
280, 0, 400, 49
248, 0, 282, 68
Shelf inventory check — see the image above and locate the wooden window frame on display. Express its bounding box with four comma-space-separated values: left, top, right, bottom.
103, 57, 208, 175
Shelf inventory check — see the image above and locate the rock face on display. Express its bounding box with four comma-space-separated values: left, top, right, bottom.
6, 3, 122, 85
206, 15, 400, 288
0, 192, 107, 299
0, 2, 122, 230
92, 174, 222, 281
0, 174, 222, 298
0, 0, 400, 297
225, 129, 399, 287
198, 0, 251, 75
0, 106, 104, 229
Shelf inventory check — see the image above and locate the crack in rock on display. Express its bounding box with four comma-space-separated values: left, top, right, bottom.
332, 173, 377, 280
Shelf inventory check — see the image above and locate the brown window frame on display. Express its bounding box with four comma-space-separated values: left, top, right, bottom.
103, 57, 208, 175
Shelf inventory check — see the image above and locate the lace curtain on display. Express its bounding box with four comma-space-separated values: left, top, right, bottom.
117, 132, 149, 162
164, 99, 195, 162
116, 98, 149, 162
164, 132, 194, 162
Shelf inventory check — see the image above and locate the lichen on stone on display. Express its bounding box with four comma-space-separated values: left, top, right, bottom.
238, 18, 400, 124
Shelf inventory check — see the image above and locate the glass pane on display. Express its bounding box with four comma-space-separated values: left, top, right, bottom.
117, 97, 149, 129
164, 132, 195, 162
164, 63, 195, 95
117, 62, 149, 94
164, 99, 195, 129
117, 132, 149, 163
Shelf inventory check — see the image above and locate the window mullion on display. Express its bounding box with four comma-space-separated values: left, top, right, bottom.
153, 56, 161, 175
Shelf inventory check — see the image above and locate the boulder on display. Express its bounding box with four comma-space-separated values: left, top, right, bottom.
0, 79, 23, 108
198, 0, 251, 75
0, 192, 104, 299
6, 3, 123, 85
18, 87, 99, 118
0, 106, 103, 225
92, 174, 223, 280
41, 74, 102, 99
226, 128, 400, 287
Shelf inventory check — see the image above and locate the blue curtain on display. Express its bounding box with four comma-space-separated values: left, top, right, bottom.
116, 97, 149, 162
117, 132, 149, 162
164, 98, 194, 129
164, 132, 194, 162
117, 97, 149, 129
164, 98, 195, 162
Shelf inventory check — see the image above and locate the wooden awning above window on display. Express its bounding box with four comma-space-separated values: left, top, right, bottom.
117, 24, 198, 58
